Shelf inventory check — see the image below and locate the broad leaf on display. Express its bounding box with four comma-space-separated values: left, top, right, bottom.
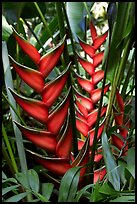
102, 131, 120, 191
2, 15, 13, 41
28, 169, 40, 192
58, 166, 81, 202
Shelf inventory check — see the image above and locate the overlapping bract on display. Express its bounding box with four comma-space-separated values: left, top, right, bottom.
10, 29, 91, 183
10, 20, 130, 186
112, 89, 131, 156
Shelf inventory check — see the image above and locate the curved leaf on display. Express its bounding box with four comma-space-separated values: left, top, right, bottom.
102, 131, 120, 191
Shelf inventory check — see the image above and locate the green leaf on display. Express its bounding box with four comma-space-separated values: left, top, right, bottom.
58, 166, 81, 202
90, 182, 107, 202
66, 2, 93, 42
126, 148, 135, 166
4, 192, 30, 202
2, 171, 7, 180
29, 22, 43, 46
15, 172, 28, 189
2, 184, 20, 196
126, 164, 135, 179
75, 183, 94, 201
28, 169, 40, 193
102, 131, 120, 191
99, 182, 120, 196
2, 15, 13, 41
118, 160, 127, 185
42, 183, 54, 201
110, 195, 135, 202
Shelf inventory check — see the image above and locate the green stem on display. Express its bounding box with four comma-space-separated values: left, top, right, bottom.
2, 123, 18, 174
62, 2, 80, 72
121, 49, 135, 98
2, 142, 16, 176
23, 18, 45, 53
83, 2, 91, 21
2, 41, 32, 201
105, 35, 133, 129
34, 2, 56, 45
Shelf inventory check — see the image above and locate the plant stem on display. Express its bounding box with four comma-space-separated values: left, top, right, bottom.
121, 49, 135, 98
2, 142, 16, 176
105, 34, 133, 129
34, 2, 56, 45
2, 123, 18, 174
23, 18, 45, 53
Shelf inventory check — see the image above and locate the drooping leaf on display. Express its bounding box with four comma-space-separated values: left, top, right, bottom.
14, 121, 57, 153
66, 2, 84, 42
39, 36, 65, 77
58, 166, 81, 202
9, 88, 48, 124
9, 56, 45, 93
102, 131, 120, 191
2, 15, 13, 41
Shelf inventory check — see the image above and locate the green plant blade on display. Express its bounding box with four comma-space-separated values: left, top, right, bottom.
2, 15, 13, 41
42, 183, 54, 201
102, 131, 120, 191
28, 169, 40, 193
2, 184, 20, 196
4, 192, 30, 202
58, 166, 81, 202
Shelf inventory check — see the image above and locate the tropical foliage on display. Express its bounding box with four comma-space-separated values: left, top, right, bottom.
2, 2, 135, 202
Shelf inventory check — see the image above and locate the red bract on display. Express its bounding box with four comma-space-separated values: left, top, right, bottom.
112, 89, 131, 156
11, 19, 110, 186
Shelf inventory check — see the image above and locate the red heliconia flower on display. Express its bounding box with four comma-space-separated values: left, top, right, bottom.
10, 19, 110, 187
111, 89, 131, 156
